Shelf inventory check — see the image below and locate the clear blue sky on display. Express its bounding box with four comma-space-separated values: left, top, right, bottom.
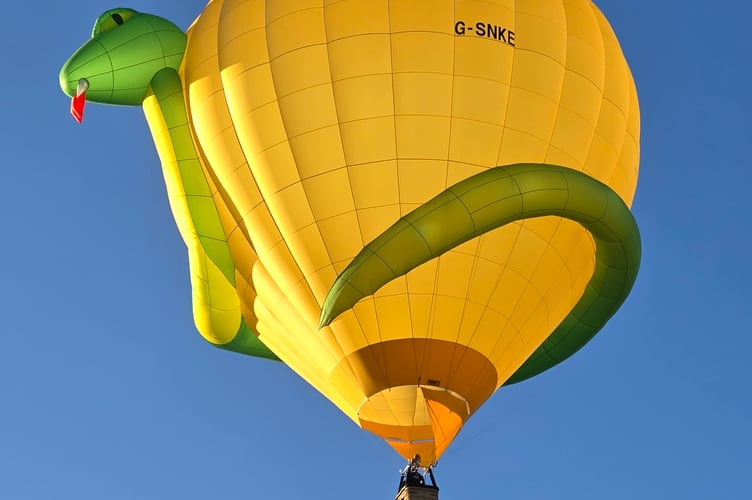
2, 1, 749, 498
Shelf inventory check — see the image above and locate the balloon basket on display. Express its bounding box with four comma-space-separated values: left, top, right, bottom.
395, 456, 439, 499
395, 485, 439, 500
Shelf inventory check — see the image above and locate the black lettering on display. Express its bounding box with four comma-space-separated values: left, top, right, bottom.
455, 20, 515, 47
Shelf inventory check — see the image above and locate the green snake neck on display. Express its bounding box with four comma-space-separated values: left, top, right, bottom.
148, 68, 236, 285
147, 68, 278, 361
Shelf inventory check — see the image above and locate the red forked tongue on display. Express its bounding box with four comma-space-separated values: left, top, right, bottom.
70, 79, 89, 123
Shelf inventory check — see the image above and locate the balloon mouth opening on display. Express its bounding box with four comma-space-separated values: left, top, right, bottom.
70, 78, 89, 123
357, 385, 470, 464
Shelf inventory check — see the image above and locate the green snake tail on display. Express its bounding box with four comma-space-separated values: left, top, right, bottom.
320, 163, 641, 383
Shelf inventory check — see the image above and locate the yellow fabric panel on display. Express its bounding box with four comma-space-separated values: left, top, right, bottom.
452, 301, 487, 348
465, 256, 506, 306
429, 297, 468, 343
290, 126, 346, 179
457, 0, 514, 24
270, 48, 332, 101
491, 334, 527, 382
391, 34, 454, 75
473, 307, 512, 354
317, 212, 364, 268
559, 71, 603, 131
374, 294, 412, 343
327, 308, 368, 356
218, 194, 254, 274
349, 300, 380, 346
340, 117, 396, 165
504, 86, 560, 152
585, 104, 624, 182
514, 16, 565, 63
449, 119, 504, 167
241, 205, 284, 262
374, 275, 409, 298
223, 61, 275, 113
396, 116, 452, 161
390, 0, 455, 33
324, 0, 390, 40
217, 0, 263, 42
183, 1, 222, 89
405, 259, 439, 295
266, 6, 325, 59
302, 170, 355, 220
325, 363, 370, 421
627, 76, 642, 150
279, 86, 340, 141
397, 159, 449, 206
446, 161, 485, 186
512, 49, 566, 104
497, 127, 549, 164
550, 104, 598, 166
348, 161, 399, 211
454, 34, 513, 83
395, 73, 453, 117
452, 77, 508, 125
254, 240, 318, 322
562, 5, 606, 91
266, 0, 321, 21
285, 224, 331, 279
265, 184, 315, 236
406, 295, 434, 341
435, 251, 476, 299
334, 74, 393, 123
611, 88, 640, 200
506, 224, 551, 277
253, 142, 300, 194
489, 269, 528, 321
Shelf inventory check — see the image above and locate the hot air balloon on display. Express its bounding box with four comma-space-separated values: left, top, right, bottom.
60, 0, 640, 472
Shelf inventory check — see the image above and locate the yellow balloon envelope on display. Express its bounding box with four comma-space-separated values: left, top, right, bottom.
61, 0, 640, 465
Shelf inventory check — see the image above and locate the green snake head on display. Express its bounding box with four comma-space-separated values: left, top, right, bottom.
59, 8, 186, 106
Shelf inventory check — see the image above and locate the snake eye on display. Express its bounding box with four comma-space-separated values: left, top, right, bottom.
92, 8, 138, 36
